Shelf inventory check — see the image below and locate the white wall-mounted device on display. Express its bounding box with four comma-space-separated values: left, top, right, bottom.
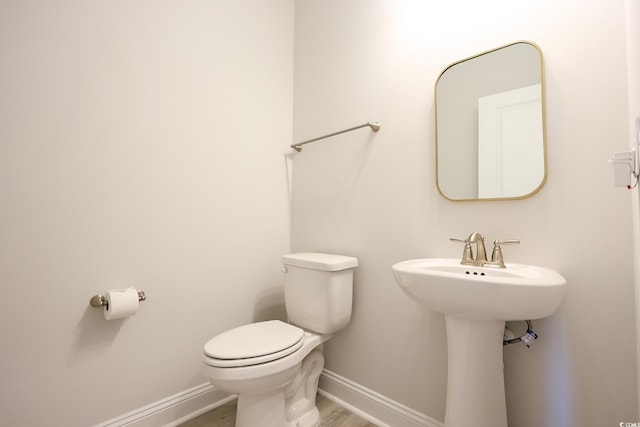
609, 117, 640, 188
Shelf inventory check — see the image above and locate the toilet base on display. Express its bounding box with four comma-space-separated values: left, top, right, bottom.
236, 389, 287, 427
285, 406, 319, 427
284, 348, 324, 427
232, 348, 325, 427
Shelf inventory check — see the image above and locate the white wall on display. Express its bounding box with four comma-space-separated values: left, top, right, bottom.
0, 1, 293, 425
628, 0, 640, 416
292, 0, 638, 426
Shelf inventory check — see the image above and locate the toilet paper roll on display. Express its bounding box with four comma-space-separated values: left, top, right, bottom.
104, 288, 139, 320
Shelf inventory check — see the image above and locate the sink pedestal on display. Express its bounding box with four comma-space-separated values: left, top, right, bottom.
444, 317, 507, 427
391, 257, 567, 427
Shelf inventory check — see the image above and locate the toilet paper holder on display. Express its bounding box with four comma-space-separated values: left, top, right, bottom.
89, 290, 146, 309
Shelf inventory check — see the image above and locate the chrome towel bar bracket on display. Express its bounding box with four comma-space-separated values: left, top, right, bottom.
291, 121, 380, 152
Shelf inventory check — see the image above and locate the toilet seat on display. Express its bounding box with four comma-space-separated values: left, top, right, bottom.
204, 320, 305, 368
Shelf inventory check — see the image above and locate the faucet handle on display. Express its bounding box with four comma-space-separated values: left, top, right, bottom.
450, 237, 473, 262
449, 237, 468, 243
495, 239, 520, 245
489, 239, 520, 268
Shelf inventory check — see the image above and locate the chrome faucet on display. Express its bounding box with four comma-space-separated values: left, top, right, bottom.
450, 233, 519, 268
450, 232, 487, 267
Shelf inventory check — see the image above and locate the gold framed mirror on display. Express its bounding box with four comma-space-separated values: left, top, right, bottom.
435, 41, 547, 201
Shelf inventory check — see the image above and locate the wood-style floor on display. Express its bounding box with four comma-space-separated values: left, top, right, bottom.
179, 393, 378, 427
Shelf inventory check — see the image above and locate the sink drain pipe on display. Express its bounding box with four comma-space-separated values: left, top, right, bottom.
503, 320, 538, 348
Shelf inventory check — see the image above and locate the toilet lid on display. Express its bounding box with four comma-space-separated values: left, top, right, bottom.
204, 320, 305, 367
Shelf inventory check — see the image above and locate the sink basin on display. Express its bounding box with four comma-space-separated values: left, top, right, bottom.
391, 257, 566, 427
392, 258, 566, 321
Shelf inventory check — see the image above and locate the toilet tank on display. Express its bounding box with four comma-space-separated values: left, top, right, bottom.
281, 253, 358, 334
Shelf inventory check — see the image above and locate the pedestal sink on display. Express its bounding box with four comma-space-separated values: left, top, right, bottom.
391, 258, 566, 427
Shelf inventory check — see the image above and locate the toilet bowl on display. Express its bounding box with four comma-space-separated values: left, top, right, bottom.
202, 253, 358, 427
203, 321, 329, 427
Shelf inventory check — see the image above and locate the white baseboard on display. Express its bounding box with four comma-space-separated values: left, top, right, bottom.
93, 370, 442, 427
318, 369, 443, 427
92, 383, 233, 427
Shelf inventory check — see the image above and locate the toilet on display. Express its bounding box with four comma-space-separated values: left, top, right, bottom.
202, 252, 358, 427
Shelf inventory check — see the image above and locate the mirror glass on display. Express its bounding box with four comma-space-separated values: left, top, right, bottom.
435, 41, 546, 200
